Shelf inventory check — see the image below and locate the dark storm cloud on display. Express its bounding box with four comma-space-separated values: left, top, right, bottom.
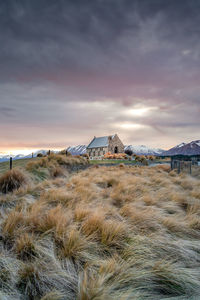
0, 0, 199, 150
1, 0, 200, 82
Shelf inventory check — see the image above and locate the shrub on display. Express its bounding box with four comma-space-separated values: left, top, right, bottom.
59, 149, 67, 155
125, 149, 133, 156
37, 153, 43, 157
0, 169, 27, 194
148, 155, 155, 161
103, 152, 127, 160
66, 150, 72, 156
134, 155, 148, 165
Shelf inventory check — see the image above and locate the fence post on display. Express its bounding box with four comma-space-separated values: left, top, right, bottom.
177, 161, 180, 174
10, 157, 12, 170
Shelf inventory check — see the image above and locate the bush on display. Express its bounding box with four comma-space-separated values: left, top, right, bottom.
66, 150, 72, 156
125, 149, 133, 156
103, 152, 127, 160
37, 153, 43, 157
147, 155, 155, 161
0, 169, 27, 194
58, 149, 67, 155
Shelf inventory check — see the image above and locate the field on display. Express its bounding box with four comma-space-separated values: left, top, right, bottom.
0, 154, 200, 299
89, 159, 137, 164
89, 157, 170, 165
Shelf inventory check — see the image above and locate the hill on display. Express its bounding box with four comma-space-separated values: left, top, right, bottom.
0, 154, 200, 299
0, 157, 39, 175
163, 140, 200, 156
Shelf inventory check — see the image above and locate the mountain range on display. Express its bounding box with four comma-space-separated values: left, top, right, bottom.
0, 140, 199, 162
67, 140, 200, 156
162, 140, 200, 156
0, 150, 49, 163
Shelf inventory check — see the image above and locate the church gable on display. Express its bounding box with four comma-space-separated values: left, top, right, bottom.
108, 134, 124, 154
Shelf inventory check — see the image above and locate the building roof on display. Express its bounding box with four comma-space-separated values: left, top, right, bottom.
87, 135, 115, 149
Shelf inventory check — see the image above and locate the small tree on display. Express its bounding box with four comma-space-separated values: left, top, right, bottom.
59, 149, 66, 155
125, 149, 133, 156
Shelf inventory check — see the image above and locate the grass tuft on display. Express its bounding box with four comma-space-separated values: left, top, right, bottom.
15, 233, 37, 261
0, 169, 27, 194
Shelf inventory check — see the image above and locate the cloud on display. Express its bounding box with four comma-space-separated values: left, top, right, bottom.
0, 0, 199, 150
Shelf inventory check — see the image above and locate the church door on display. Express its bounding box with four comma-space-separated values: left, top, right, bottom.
114, 146, 118, 153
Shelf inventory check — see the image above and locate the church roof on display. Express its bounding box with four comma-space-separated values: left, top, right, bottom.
87, 135, 115, 149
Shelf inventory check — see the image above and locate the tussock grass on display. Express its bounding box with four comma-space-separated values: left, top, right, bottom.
2, 210, 24, 240
0, 169, 28, 194
0, 162, 200, 299
14, 233, 37, 261
40, 188, 73, 206
26, 153, 87, 172
59, 227, 88, 261
26, 153, 88, 182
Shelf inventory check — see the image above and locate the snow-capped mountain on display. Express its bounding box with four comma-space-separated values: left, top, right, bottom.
23, 150, 49, 158
0, 150, 49, 162
66, 145, 164, 156
0, 153, 11, 162
67, 145, 86, 155
162, 140, 200, 156
176, 142, 187, 148
124, 145, 164, 155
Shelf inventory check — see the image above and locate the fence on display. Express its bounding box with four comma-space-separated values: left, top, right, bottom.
171, 160, 192, 174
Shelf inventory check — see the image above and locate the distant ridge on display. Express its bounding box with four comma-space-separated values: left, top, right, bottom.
162, 140, 200, 156
0, 150, 50, 162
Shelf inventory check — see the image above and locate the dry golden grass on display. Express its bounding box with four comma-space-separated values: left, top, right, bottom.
2, 210, 24, 239
0, 161, 200, 299
74, 206, 91, 222
0, 168, 28, 193
15, 233, 36, 260
59, 227, 87, 260
81, 211, 105, 238
40, 188, 73, 206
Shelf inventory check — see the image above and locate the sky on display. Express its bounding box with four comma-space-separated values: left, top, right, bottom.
0, 0, 200, 153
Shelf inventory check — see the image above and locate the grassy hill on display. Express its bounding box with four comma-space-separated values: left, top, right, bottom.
0, 157, 39, 175
0, 154, 200, 299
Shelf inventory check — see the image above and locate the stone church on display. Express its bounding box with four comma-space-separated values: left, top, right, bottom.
87, 134, 124, 158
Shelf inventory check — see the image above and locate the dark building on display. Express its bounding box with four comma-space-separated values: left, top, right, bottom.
171, 154, 200, 164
